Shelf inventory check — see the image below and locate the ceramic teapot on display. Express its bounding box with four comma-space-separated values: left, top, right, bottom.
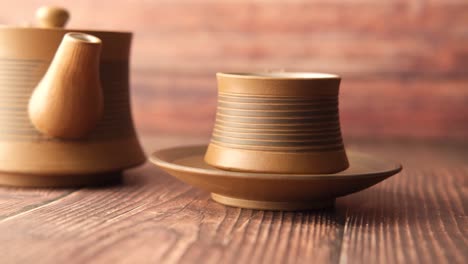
0, 7, 146, 186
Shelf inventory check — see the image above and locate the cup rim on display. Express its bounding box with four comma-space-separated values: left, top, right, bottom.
217, 72, 340, 80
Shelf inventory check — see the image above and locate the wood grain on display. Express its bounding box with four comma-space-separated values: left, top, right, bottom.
0, 1, 466, 139
337, 168, 467, 263
0, 188, 73, 221
0, 135, 466, 264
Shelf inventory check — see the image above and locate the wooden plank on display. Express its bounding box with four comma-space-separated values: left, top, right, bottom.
2, 1, 467, 35
132, 34, 468, 76
0, 188, 74, 221
0, 1, 467, 76
0, 157, 344, 263
0, 177, 342, 263
337, 167, 467, 264
0, 136, 466, 264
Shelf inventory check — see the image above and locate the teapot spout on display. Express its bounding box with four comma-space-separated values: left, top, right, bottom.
28, 32, 104, 139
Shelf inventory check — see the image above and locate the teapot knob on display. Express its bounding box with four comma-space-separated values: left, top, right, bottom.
35, 6, 70, 28
29, 33, 104, 139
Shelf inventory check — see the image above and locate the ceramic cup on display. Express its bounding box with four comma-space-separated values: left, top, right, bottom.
204, 72, 349, 174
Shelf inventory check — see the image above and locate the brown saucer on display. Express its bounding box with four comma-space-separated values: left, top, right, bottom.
150, 145, 402, 211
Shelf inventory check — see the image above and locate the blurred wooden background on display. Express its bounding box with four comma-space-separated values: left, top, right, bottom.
1, 0, 467, 140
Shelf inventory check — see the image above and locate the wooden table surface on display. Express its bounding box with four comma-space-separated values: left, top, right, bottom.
0, 135, 466, 264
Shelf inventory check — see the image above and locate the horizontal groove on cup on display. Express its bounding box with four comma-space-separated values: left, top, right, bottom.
218, 93, 337, 103
0, 58, 136, 141
213, 129, 342, 140
212, 135, 343, 146
218, 102, 338, 111
216, 113, 339, 123
214, 124, 341, 134
215, 119, 340, 130
211, 92, 344, 152
210, 140, 344, 152
217, 108, 338, 117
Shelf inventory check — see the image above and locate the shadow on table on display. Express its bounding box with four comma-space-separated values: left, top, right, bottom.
198, 187, 423, 228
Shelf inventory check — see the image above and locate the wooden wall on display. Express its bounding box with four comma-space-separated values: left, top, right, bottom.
1, 0, 467, 140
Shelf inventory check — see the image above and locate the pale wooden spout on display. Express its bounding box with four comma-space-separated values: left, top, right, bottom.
28, 32, 104, 139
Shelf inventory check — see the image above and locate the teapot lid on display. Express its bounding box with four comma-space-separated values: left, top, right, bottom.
35, 6, 70, 28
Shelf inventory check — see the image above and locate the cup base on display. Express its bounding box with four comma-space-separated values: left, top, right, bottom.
211, 193, 335, 211
205, 143, 349, 174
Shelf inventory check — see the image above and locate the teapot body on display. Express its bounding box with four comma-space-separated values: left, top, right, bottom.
0, 28, 145, 183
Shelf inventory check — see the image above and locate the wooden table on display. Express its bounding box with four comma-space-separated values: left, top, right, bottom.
0, 135, 466, 264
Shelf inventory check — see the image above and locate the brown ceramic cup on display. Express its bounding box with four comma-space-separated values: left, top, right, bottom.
204, 72, 349, 174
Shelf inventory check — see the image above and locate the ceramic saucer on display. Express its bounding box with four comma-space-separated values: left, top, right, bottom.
150, 145, 402, 211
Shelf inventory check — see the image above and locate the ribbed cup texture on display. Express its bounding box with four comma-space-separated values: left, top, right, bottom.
211, 92, 343, 152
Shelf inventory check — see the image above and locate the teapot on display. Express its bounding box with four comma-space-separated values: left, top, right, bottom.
0, 7, 146, 186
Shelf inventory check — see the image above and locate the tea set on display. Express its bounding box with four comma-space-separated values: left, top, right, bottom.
0, 7, 401, 210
